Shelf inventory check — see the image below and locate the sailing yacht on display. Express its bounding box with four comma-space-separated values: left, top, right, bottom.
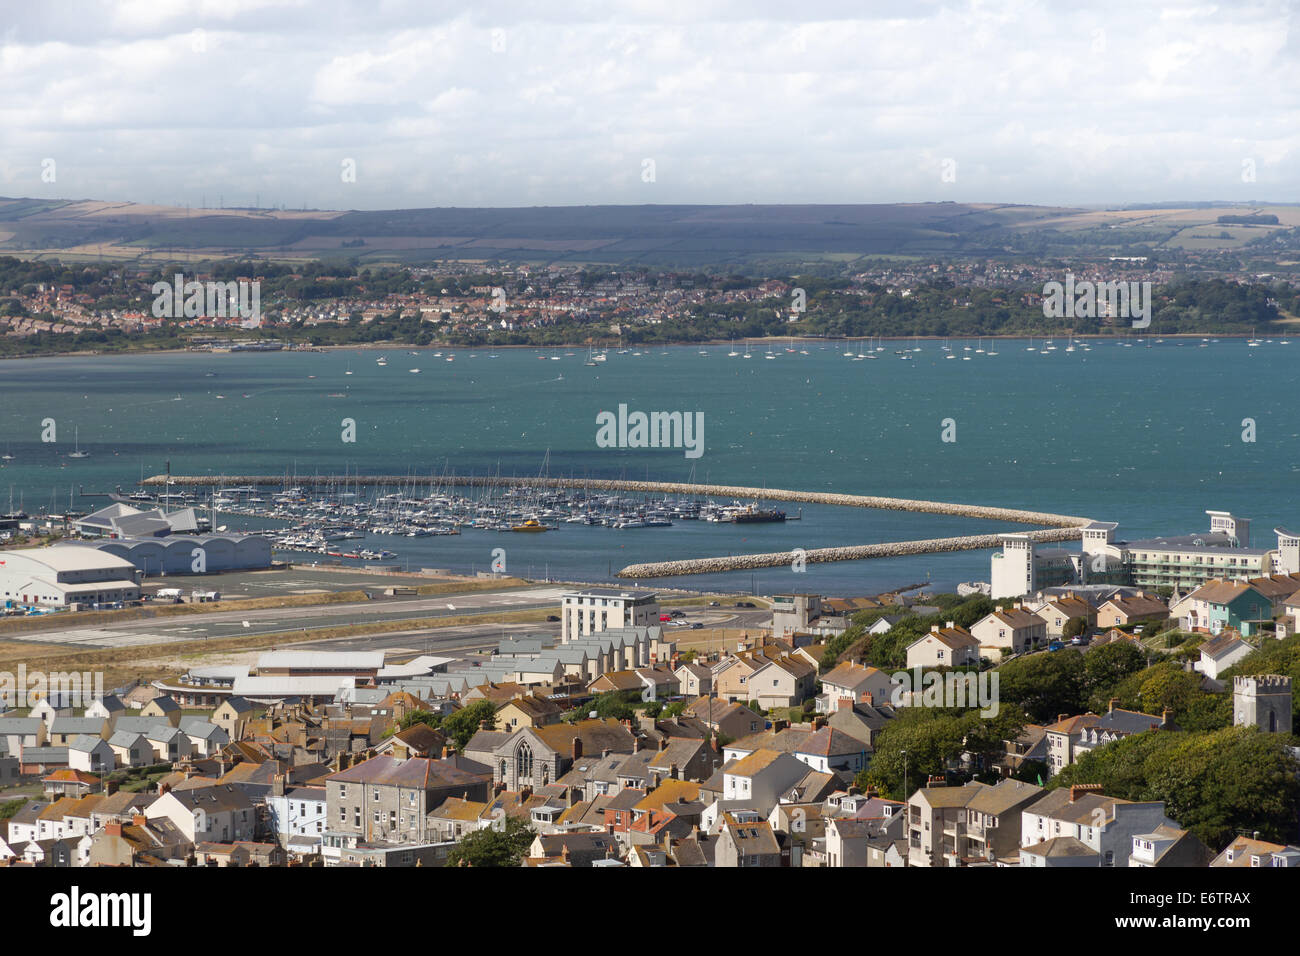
742, 340, 752, 359
975, 338, 984, 354
585, 346, 598, 366
376, 355, 388, 366
765, 342, 776, 360
1, 444, 12, 461
69, 428, 90, 459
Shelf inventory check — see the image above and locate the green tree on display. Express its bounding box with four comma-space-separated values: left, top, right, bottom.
398, 709, 442, 732
1052, 726, 1300, 848
589, 691, 636, 722
997, 652, 1086, 723
1082, 641, 1147, 698
1063, 616, 1089, 640
441, 699, 498, 751
446, 816, 536, 867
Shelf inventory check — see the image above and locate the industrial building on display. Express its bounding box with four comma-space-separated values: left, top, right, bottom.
0, 545, 142, 609
75, 502, 207, 537
58, 533, 272, 576
152, 651, 456, 706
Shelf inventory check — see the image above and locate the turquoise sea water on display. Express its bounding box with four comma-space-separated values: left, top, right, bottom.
0, 337, 1296, 596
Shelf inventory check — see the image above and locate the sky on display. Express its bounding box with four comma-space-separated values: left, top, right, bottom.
1, 0, 1297, 211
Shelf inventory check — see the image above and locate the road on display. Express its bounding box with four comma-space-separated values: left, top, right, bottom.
6, 585, 571, 650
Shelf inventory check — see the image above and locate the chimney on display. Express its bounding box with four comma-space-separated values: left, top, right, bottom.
669, 763, 679, 780
601, 748, 610, 758
839, 696, 854, 712
1057, 714, 1068, 723
633, 736, 642, 754
441, 745, 452, 759
772, 719, 789, 734
1108, 698, 1119, 714
572, 737, 583, 761
930, 625, 939, 634
272, 773, 286, 797
860, 692, 873, 706
1161, 709, 1171, 725
132, 813, 148, 826
946, 621, 955, 630
658, 736, 668, 751
813, 716, 827, 730
105, 821, 122, 838
1069, 783, 1104, 803
105, 780, 119, 796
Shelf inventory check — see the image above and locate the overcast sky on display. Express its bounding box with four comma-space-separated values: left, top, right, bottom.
1, 0, 1297, 210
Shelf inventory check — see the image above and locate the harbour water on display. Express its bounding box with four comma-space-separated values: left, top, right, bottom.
0, 336, 1295, 596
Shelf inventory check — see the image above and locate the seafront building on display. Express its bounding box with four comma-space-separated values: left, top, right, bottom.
561, 588, 660, 641
992, 510, 1300, 599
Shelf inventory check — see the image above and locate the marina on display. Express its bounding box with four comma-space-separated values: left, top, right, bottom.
1, 337, 1296, 593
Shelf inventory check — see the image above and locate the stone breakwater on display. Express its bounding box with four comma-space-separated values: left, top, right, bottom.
143, 474, 1091, 529
616, 528, 1082, 578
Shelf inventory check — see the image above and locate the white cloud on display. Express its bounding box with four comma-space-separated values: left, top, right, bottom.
0, 0, 1294, 208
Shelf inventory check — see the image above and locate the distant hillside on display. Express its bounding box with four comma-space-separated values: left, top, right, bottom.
2, 197, 1298, 267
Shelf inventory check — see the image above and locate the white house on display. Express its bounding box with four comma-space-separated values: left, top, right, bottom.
266, 785, 327, 845
67, 735, 115, 774
146, 785, 255, 843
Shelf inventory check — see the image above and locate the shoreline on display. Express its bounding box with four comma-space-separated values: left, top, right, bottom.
0, 330, 1276, 361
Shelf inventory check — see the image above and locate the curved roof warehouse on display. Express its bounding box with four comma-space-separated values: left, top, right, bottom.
0, 545, 141, 608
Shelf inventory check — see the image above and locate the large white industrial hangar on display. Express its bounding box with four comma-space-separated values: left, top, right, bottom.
0, 546, 142, 609
59, 534, 273, 575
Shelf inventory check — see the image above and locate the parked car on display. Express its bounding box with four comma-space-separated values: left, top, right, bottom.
669, 610, 685, 618
690, 623, 703, 629
708, 601, 720, 607
735, 601, 756, 608
546, 614, 560, 622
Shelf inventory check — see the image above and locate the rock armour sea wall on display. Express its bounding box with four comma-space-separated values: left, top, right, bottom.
615, 528, 1081, 578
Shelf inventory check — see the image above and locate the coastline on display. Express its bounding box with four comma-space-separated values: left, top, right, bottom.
0, 330, 1273, 361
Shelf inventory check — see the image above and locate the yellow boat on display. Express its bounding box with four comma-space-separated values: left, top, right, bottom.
510, 518, 549, 532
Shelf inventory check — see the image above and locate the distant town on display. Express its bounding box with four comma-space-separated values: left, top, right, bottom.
0, 246, 1294, 355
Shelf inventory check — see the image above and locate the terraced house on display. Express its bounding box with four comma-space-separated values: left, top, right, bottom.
324, 754, 492, 846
